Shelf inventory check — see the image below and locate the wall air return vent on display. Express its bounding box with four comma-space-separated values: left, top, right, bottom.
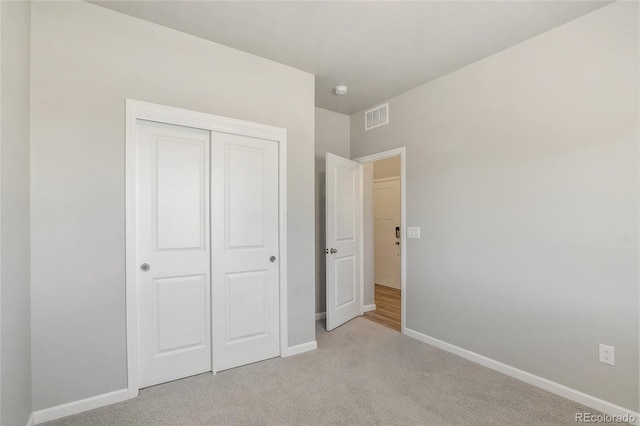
365, 103, 389, 131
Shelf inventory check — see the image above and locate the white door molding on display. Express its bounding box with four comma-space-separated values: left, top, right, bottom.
125, 99, 288, 396
353, 148, 406, 334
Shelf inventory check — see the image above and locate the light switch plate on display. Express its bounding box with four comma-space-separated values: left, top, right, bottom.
407, 226, 421, 239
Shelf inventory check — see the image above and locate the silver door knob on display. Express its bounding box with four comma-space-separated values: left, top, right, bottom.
140, 263, 150, 272
270, 256, 276, 263
330, 248, 337, 254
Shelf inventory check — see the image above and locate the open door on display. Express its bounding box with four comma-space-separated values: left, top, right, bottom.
325, 153, 362, 331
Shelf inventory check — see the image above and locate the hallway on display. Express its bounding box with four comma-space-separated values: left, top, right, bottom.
363, 284, 401, 332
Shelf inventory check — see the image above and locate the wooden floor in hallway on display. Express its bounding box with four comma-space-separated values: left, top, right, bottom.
363, 284, 401, 332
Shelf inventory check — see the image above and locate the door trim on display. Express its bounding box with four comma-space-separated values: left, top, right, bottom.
125, 99, 288, 396
353, 148, 406, 335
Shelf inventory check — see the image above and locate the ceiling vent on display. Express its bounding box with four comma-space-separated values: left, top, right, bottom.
365, 103, 389, 131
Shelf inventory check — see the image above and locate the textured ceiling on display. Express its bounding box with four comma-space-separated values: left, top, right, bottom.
92, 1, 610, 115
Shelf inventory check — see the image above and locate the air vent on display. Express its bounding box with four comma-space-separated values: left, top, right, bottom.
365, 103, 389, 131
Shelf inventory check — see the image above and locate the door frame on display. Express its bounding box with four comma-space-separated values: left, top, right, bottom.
353, 148, 406, 334
125, 99, 288, 396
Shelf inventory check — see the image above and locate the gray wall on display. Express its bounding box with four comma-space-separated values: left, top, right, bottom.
0, 1, 32, 424
31, 1, 315, 411
314, 107, 350, 315
351, 2, 639, 411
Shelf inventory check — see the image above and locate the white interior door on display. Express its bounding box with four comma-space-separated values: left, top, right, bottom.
325, 153, 362, 331
374, 179, 401, 289
211, 132, 280, 372
136, 120, 212, 388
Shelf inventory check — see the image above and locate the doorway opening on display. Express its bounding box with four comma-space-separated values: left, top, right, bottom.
354, 148, 406, 334
323, 147, 405, 334
361, 157, 402, 332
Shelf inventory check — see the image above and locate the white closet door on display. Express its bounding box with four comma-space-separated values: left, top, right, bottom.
211, 132, 280, 372
136, 120, 212, 388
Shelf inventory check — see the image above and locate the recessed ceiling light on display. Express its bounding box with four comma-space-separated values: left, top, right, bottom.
334, 85, 348, 96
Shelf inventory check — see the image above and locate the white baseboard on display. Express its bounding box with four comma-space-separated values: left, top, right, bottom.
25, 412, 35, 426
363, 304, 376, 312
282, 340, 317, 357
315, 312, 326, 321
404, 327, 639, 426
32, 388, 131, 424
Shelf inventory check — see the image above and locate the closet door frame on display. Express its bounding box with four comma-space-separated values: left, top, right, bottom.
124, 99, 288, 397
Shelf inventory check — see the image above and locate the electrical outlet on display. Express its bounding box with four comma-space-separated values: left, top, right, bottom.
599, 344, 615, 366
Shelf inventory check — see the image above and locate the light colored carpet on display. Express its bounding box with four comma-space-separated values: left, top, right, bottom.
46, 317, 600, 425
